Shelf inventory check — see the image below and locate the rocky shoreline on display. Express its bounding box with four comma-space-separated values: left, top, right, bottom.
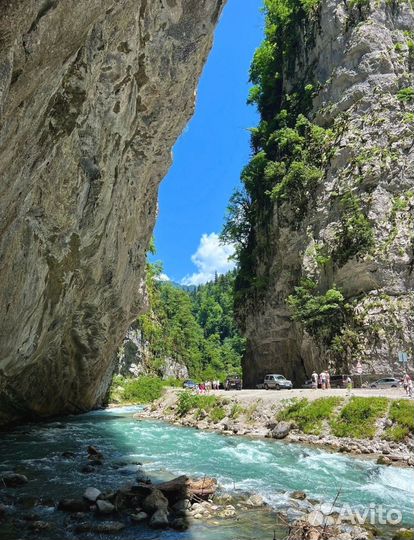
135, 390, 414, 468
1, 444, 411, 540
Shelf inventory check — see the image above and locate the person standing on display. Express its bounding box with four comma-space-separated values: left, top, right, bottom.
403, 373, 411, 396
346, 376, 353, 396
320, 371, 326, 390
325, 371, 331, 390
407, 377, 413, 398
311, 371, 318, 389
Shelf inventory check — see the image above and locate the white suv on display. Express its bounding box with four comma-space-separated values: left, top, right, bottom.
264, 374, 293, 390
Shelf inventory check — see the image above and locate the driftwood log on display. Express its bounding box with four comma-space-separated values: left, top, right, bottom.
156, 475, 217, 502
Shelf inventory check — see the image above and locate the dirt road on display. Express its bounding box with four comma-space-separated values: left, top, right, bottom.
210, 387, 407, 405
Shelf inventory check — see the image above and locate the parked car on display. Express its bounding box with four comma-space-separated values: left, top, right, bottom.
263, 374, 293, 390
225, 376, 243, 390
301, 379, 313, 389
370, 377, 400, 389
182, 380, 198, 389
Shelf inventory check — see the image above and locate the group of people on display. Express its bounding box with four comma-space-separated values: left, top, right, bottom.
196, 380, 220, 393
403, 373, 413, 397
311, 370, 331, 390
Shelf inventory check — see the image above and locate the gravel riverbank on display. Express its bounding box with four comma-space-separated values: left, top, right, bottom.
136, 389, 414, 467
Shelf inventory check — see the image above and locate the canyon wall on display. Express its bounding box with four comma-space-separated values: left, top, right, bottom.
0, 0, 224, 424
235, 0, 414, 386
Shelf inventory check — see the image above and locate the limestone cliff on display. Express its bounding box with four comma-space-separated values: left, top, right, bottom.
234, 0, 414, 386
0, 0, 224, 424
117, 326, 189, 380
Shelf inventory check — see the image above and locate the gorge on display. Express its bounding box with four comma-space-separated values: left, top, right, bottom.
0, 0, 224, 425
1, 0, 414, 421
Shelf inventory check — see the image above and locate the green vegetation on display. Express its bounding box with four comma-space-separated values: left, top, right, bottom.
333, 192, 374, 266
278, 397, 343, 435
331, 397, 389, 439
287, 279, 345, 344
109, 375, 173, 404
229, 402, 246, 419
176, 391, 226, 423
384, 400, 414, 442
134, 262, 244, 382
222, 0, 333, 300
397, 86, 414, 102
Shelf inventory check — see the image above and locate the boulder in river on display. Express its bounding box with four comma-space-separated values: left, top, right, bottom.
271, 421, 291, 439
172, 499, 191, 515
149, 508, 169, 528
171, 517, 189, 530
1, 472, 28, 487
142, 489, 169, 513
96, 500, 115, 514
87, 446, 103, 460
83, 487, 101, 502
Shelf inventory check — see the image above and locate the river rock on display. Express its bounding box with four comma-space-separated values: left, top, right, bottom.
217, 506, 236, 518
291, 491, 307, 500
271, 421, 291, 439
245, 494, 264, 507
96, 500, 115, 514
83, 487, 101, 502
58, 499, 90, 513
171, 517, 189, 531
172, 499, 191, 515
149, 508, 169, 528
142, 489, 168, 513
1, 473, 28, 487
377, 455, 391, 465
130, 511, 148, 522
29, 520, 53, 532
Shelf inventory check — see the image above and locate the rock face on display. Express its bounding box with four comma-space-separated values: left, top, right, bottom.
117, 326, 189, 379
237, 0, 414, 386
0, 0, 224, 424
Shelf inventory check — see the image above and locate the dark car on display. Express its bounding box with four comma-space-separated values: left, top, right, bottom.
183, 380, 198, 389
302, 379, 313, 389
225, 376, 242, 390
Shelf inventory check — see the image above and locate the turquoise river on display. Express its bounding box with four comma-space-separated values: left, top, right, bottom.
0, 406, 413, 539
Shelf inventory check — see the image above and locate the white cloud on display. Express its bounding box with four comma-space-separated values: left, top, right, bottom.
181, 233, 236, 286
155, 273, 170, 282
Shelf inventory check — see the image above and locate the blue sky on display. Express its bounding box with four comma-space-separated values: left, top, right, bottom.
152, 0, 264, 285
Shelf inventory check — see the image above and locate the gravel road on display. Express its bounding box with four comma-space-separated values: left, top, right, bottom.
210, 387, 408, 404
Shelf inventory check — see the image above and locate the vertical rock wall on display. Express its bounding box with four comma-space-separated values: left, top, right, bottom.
238, 0, 414, 386
0, 0, 224, 424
